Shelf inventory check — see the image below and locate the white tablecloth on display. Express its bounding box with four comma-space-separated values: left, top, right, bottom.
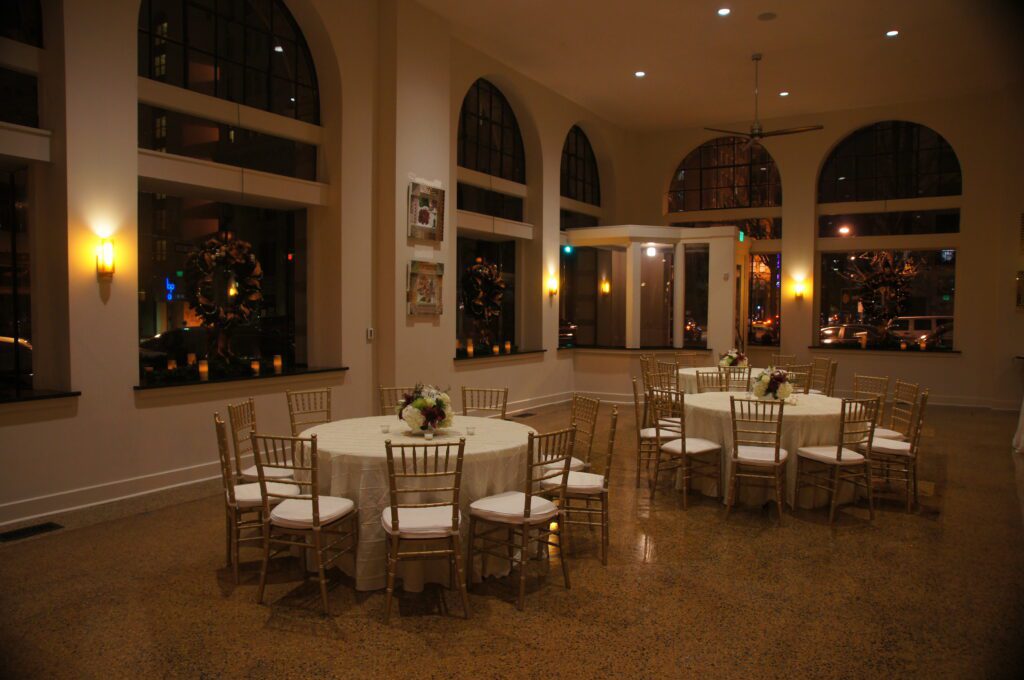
678, 366, 766, 393
683, 392, 847, 507
303, 415, 535, 591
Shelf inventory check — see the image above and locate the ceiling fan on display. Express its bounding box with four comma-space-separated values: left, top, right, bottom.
705, 53, 823, 146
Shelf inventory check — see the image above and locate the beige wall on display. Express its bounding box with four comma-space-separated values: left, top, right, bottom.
1, 0, 1021, 529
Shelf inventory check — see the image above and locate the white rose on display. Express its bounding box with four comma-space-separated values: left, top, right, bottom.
401, 404, 425, 430
752, 381, 767, 398
777, 382, 793, 400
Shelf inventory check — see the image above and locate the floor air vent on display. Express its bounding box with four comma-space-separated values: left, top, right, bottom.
0, 521, 63, 543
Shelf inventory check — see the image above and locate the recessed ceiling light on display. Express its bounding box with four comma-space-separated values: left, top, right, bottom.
273, 45, 284, 53
717, 8, 731, 16
779, 91, 790, 97
634, 70, 646, 78
886, 29, 899, 37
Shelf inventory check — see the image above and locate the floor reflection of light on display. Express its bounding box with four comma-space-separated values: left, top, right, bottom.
636, 532, 654, 563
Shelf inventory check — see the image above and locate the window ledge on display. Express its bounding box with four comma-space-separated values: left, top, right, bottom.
453, 349, 545, 363
133, 366, 349, 391
568, 346, 713, 354
808, 345, 961, 355
0, 389, 81, 405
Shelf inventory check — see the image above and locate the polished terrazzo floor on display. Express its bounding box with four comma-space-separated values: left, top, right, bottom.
1, 402, 1023, 678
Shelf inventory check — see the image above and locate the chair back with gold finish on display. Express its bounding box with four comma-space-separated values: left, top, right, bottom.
379, 385, 414, 416
771, 353, 796, 366
853, 374, 890, 424
887, 380, 920, 436
905, 390, 930, 456
781, 363, 813, 394
461, 386, 509, 418
825, 360, 839, 396
719, 365, 752, 392
383, 437, 469, 621
570, 393, 601, 466
675, 351, 701, 368
810, 358, 832, 393
598, 406, 618, 489
696, 369, 724, 393
286, 388, 332, 436
250, 432, 319, 512
649, 388, 684, 443
835, 398, 878, 461
729, 397, 785, 464
214, 413, 239, 507
649, 369, 679, 392
227, 397, 257, 479
639, 354, 656, 391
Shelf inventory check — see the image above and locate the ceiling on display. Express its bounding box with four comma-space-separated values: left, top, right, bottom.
417, 0, 1024, 131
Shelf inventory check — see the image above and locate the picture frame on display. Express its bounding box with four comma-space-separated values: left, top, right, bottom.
407, 182, 445, 242
407, 260, 444, 316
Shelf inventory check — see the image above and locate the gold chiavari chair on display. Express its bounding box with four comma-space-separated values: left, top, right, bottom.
809, 358, 833, 394
228, 398, 292, 483
719, 365, 752, 392
825, 360, 839, 396
771, 353, 796, 366
382, 437, 469, 622
461, 386, 509, 419
568, 393, 601, 470
853, 374, 890, 425
796, 398, 878, 524
865, 391, 929, 511
727, 397, 787, 521
632, 378, 664, 486
379, 385, 414, 416
639, 354, 657, 390
649, 388, 721, 506
252, 432, 358, 616
874, 380, 919, 440
675, 351, 702, 368
650, 368, 680, 392
541, 407, 618, 564
467, 427, 575, 611
695, 369, 724, 393
214, 414, 298, 583
781, 363, 812, 394
286, 388, 332, 436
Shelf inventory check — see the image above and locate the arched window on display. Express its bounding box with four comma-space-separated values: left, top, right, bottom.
138, 0, 319, 124
816, 121, 961, 351
457, 78, 525, 183
561, 125, 600, 206
668, 137, 781, 212
818, 120, 961, 203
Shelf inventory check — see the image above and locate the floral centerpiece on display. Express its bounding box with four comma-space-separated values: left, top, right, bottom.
718, 349, 748, 367
752, 368, 793, 401
397, 384, 454, 433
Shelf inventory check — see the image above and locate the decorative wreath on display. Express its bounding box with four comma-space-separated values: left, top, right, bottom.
184, 233, 263, 328
462, 257, 506, 320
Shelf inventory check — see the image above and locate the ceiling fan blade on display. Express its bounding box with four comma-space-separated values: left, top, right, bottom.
759, 125, 825, 138
704, 127, 751, 137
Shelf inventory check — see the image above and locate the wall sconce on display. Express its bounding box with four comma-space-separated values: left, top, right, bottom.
546, 275, 559, 297
793, 281, 806, 300
645, 246, 657, 257
95, 239, 115, 280
599, 279, 611, 295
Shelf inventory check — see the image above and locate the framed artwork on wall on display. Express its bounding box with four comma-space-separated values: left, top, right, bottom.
408, 260, 444, 316
408, 182, 445, 241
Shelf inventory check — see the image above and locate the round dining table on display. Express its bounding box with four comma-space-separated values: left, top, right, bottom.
682, 391, 852, 507
677, 366, 766, 393
302, 415, 535, 591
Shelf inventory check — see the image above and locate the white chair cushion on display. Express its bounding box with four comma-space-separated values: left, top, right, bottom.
232, 482, 300, 508
541, 470, 605, 494
240, 464, 293, 482
797, 445, 865, 465
381, 505, 459, 538
866, 437, 912, 455
872, 427, 906, 441
660, 437, 721, 456
543, 456, 587, 472
469, 491, 558, 524
270, 496, 355, 529
735, 445, 788, 465
640, 427, 681, 440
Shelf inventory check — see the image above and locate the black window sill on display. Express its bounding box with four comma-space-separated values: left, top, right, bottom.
0, 389, 81, 405
562, 346, 713, 352
808, 345, 961, 355
453, 349, 545, 362
133, 366, 349, 391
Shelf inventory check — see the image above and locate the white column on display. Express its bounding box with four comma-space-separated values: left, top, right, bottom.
672, 241, 685, 348
625, 242, 642, 348
707, 235, 737, 355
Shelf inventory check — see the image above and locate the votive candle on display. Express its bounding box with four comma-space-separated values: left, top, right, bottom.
251, 360, 260, 376
492, 344, 500, 355
273, 354, 283, 374
504, 341, 511, 354
186, 352, 196, 366
466, 340, 474, 358
198, 360, 209, 381
167, 359, 177, 371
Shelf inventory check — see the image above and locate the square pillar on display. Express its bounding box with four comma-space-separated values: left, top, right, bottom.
625, 242, 642, 348
672, 241, 685, 348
